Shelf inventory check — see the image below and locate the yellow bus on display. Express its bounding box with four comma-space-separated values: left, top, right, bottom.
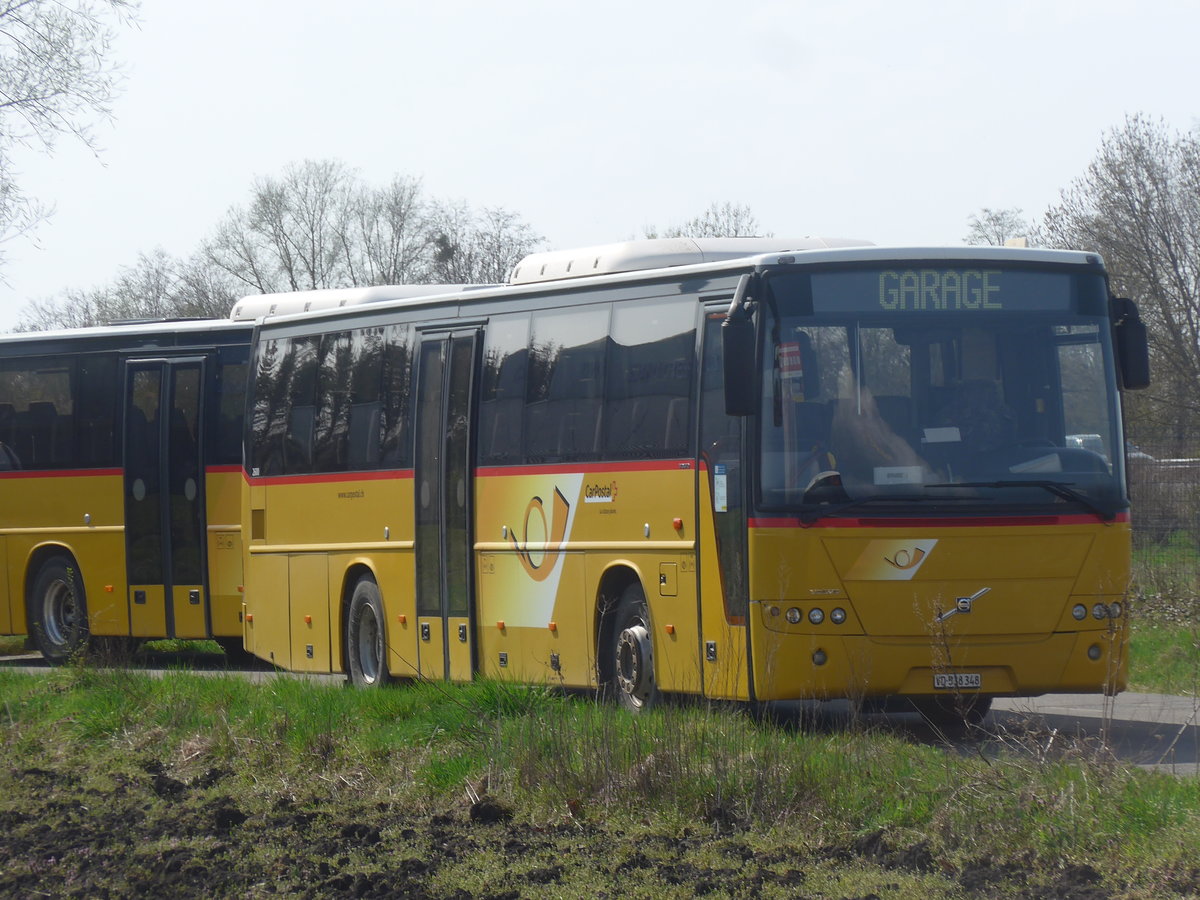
239, 239, 1149, 720
0, 320, 252, 660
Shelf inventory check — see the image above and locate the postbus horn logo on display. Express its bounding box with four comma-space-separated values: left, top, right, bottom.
508, 487, 571, 581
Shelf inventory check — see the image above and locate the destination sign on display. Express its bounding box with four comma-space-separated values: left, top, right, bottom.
805, 268, 1076, 314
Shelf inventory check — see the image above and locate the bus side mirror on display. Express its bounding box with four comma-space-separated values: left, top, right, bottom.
1113, 298, 1150, 390
722, 274, 757, 416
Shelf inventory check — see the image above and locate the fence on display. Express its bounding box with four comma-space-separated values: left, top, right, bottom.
1127, 446, 1200, 622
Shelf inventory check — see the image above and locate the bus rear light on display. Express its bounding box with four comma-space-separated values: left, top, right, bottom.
665, 624, 675, 635
812, 649, 827, 666
245, 614, 253, 623
785, 607, 802, 624
830, 608, 846, 625
304, 615, 312, 625
1072, 604, 1087, 620
238, 585, 244, 593
398, 614, 407, 625
496, 620, 505, 630
548, 621, 557, 632
105, 585, 114, 593
672, 517, 683, 531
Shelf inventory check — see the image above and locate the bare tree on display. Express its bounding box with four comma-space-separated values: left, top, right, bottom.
206, 159, 358, 293
644, 201, 768, 239
0, 0, 138, 268
11, 246, 234, 331
16, 159, 544, 329
964, 207, 1033, 246
1041, 114, 1200, 452
427, 201, 542, 284
345, 175, 430, 285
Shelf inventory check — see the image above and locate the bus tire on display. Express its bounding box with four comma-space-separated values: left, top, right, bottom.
610, 582, 659, 712
28, 554, 90, 664
346, 577, 391, 688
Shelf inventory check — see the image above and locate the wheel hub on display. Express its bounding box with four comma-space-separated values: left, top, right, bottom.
616, 623, 653, 701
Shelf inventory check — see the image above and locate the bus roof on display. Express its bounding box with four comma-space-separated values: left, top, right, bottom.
0, 316, 252, 353
245, 242, 1108, 333
508, 237, 874, 284
229, 284, 499, 322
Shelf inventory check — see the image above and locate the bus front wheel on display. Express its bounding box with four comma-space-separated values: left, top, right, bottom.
610, 583, 659, 712
346, 577, 391, 688
28, 555, 89, 664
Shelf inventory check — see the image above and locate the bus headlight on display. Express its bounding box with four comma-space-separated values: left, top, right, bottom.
1109, 602, 1123, 619
1088, 643, 1103, 660
785, 607, 802, 624
1092, 603, 1107, 620
830, 607, 847, 625
808, 608, 825, 625
1072, 604, 1087, 621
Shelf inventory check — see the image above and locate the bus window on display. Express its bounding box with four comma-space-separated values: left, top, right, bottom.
604, 297, 695, 459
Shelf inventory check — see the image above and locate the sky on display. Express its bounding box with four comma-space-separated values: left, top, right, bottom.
2, 0, 1199, 330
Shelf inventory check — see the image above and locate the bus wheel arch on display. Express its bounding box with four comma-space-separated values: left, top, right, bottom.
595, 565, 659, 711
26, 548, 89, 664
344, 569, 391, 688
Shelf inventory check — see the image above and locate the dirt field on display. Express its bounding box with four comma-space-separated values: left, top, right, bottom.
2, 753, 1181, 899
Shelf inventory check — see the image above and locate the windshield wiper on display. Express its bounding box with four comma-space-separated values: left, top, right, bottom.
926, 480, 1117, 521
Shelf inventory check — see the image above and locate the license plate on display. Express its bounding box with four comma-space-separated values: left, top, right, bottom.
933, 672, 981, 690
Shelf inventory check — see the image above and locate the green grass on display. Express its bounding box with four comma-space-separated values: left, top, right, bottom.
1128, 622, 1200, 695
0, 669, 1197, 899
0, 634, 28, 655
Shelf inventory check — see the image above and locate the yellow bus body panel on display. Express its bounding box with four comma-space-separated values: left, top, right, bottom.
205, 467, 245, 638
1, 471, 127, 637
242, 472, 415, 674
473, 464, 699, 691
746, 518, 1131, 701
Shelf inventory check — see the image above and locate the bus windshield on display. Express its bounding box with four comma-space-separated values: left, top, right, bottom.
758, 264, 1126, 517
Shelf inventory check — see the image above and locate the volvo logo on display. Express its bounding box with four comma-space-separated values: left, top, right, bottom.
935, 587, 991, 623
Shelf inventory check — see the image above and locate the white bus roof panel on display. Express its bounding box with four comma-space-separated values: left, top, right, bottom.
229, 284, 498, 322
508, 237, 873, 284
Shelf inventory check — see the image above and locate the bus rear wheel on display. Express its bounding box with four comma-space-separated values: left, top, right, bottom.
346, 577, 391, 688
28, 555, 89, 664
609, 583, 659, 712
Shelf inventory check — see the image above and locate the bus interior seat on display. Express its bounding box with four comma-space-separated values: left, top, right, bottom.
286, 405, 315, 471
483, 397, 523, 463
874, 395, 915, 442
347, 401, 382, 469
22, 401, 59, 466
558, 399, 602, 459
0, 403, 14, 445
524, 399, 560, 462
790, 400, 832, 445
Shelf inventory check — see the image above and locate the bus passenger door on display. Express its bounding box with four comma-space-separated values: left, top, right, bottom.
414, 330, 480, 682
697, 307, 751, 700
123, 359, 209, 639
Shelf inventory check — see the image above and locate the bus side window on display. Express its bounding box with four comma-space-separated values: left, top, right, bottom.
604, 297, 695, 460
380, 323, 415, 468
478, 314, 529, 466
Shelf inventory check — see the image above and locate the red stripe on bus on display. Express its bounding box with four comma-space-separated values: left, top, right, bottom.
205, 465, 243, 474
244, 469, 415, 486
0, 467, 122, 479
475, 459, 693, 478
749, 511, 1130, 528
